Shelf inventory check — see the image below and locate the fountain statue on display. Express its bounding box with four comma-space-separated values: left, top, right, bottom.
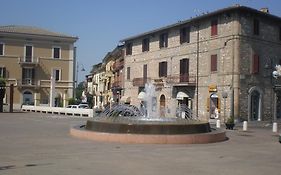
71, 83, 226, 144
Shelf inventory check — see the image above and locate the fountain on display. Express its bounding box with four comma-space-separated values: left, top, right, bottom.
71, 83, 226, 144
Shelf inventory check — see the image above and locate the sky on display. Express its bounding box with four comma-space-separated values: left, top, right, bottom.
1, 0, 281, 82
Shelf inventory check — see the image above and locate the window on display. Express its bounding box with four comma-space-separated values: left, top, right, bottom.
211, 54, 217, 72
126, 67, 130, 80
252, 54, 259, 74
0, 43, 4, 56
25, 45, 33, 62
254, 19, 260, 35
180, 27, 190, 44
0, 67, 6, 78
180, 58, 189, 82
53, 69, 61, 81
159, 33, 168, 48
53, 47, 61, 59
126, 43, 132, 55
143, 64, 147, 79
211, 19, 218, 36
142, 38, 149, 52
22, 68, 35, 85
159, 61, 167, 77
279, 27, 281, 41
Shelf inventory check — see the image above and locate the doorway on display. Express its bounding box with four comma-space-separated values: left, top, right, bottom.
160, 94, 165, 117
22, 90, 33, 105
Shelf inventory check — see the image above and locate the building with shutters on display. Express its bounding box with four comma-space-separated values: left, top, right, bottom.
0, 25, 78, 109
121, 5, 281, 121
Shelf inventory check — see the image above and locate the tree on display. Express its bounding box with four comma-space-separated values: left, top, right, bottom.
0, 78, 6, 112
75, 82, 84, 102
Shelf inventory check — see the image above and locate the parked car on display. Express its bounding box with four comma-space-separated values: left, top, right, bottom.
78, 104, 89, 109
66, 104, 89, 109
66, 105, 79, 108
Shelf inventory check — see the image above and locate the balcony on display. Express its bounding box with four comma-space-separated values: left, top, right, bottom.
132, 77, 151, 87
112, 60, 124, 72
39, 80, 73, 88
18, 57, 39, 67
166, 74, 196, 86
17, 79, 39, 89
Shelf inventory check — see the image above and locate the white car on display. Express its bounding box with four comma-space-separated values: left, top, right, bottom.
66, 104, 89, 109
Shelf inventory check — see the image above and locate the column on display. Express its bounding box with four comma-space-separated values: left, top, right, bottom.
34, 92, 40, 106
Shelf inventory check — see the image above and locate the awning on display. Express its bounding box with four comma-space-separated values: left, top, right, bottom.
176, 91, 189, 100
120, 96, 131, 103
137, 91, 146, 100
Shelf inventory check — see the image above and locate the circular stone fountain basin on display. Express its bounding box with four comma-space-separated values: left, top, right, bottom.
71, 117, 226, 144
85, 118, 211, 135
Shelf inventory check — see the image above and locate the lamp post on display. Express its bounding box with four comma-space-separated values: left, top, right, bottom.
75, 62, 85, 99
222, 91, 228, 123
272, 65, 281, 121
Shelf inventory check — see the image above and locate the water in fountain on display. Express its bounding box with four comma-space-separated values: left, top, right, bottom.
176, 104, 198, 120
143, 82, 159, 118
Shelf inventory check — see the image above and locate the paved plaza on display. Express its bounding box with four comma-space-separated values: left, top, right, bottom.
0, 112, 280, 175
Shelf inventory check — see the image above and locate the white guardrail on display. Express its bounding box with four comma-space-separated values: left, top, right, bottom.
21, 105, 93, 117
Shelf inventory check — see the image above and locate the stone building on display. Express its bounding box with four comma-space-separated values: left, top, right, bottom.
0, 25, 78, 109
121, 5, 281, 121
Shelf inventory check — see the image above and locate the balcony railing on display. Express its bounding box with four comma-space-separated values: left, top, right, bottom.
166, 74, 196, 86
132, 77, 151, 87
16, 79, 39, 88
18, 57, 39, 66
112, 60, 124, 71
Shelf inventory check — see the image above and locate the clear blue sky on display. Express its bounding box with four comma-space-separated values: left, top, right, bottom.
1, 0, 281, 82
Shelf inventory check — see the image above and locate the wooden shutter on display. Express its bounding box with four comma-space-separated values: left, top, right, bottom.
279, 27, 281, 41
211, 55, 217, 72
252, 54, 259, 74
159, 62, 162, 77
163, 62, 167, 77
211, 20, 218, 36
180, 28, 186, 44
254, 19, 259, 35
127, 67, 130, 80
22, 68, 25, 80
0, 44, 3, 55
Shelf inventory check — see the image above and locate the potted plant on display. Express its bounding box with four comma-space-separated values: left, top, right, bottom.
225, 117, 235, 130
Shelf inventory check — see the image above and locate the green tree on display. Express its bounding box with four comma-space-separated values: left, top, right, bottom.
75, 82, 84, 101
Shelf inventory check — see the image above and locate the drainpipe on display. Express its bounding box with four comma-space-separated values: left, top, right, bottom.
196, 24, 200, 118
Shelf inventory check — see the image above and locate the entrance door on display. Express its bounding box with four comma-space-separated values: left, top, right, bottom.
23, 91, 33, 105
250, 90, 260, 121
160, 95, 165, 117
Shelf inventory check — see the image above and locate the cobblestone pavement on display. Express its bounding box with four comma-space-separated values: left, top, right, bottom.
0, 112, 280, 175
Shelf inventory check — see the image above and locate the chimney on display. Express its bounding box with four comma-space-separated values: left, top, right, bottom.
260, 8, 269, 13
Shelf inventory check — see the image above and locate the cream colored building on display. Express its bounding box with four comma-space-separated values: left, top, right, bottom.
0, 25, 78, 109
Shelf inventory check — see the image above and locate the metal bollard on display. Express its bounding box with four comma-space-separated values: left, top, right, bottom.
273, 122, 278, 133
243, 121, 248, 131
216, 120, 221, 128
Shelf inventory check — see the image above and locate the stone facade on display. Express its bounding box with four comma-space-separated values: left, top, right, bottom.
121, 6, 281, 121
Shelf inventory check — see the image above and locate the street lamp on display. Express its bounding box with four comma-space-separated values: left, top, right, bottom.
222, 91, 228, 123
75, 62, 85, 99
